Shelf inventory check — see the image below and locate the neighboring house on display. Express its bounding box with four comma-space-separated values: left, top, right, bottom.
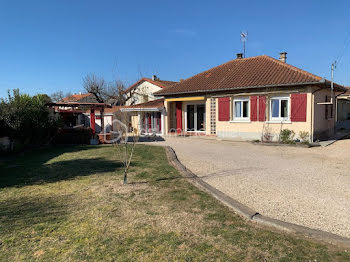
121, 76, 177, 135
121, 98, 165, 135
155, 53, 347, 142
124, 75, 177, 105
337, 87, 350, 129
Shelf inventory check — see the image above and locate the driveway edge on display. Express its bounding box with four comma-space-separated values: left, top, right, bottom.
165, 146, 350, 248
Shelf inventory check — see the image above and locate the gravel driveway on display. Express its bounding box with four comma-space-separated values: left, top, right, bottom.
147, 136, 350, 238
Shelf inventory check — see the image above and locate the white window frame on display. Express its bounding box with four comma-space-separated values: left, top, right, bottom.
232, 97, 250, 121
269, 96, 290, 122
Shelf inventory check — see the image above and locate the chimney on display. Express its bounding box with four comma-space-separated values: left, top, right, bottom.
236, 53, 243, 59
279, 52, 287, 63
152, 75, 158, 81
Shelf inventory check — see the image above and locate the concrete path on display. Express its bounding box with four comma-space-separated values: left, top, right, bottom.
146, 136, 350, 238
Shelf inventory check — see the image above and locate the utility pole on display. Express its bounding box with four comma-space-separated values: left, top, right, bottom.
331, 61, 337, 134
331, 61, 336, 99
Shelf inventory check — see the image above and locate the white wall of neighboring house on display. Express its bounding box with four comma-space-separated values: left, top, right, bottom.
125, 81, 163, 105
83, 113, 113, 133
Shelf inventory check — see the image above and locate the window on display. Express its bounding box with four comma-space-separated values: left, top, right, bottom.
270, 96, 289, 121
233, 98, 249, 120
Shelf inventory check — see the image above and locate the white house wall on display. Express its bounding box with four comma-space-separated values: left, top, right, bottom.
126, 81, 163, 105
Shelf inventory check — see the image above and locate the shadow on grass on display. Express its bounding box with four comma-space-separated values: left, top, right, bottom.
0, 195, 71, 233
0, 146, 122, 189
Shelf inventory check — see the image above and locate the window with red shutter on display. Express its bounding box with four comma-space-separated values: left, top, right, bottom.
218, 97, 230, 121
258, 96, 266, 121
250, 96, 258, 121
291, 93, 307, 122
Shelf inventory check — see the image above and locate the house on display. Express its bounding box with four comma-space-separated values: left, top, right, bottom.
337, 87, 350, 129
124, 75, 177, 105
121, 76, 177, 135
155, 53, 347, 142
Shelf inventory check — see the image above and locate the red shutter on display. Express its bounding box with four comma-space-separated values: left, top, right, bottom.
176, 102, 182, 132
218, 97, 230, 121
291, 93, 307, 122
90, 109, 96, 134
258, 96, 266, 121
250, 96, 258, 121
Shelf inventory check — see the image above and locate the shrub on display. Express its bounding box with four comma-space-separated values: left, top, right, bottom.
0, 89, 60, 148
299, 131, 310, 144
280, 129, 295, 144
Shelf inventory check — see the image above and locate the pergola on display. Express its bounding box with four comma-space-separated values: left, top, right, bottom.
46, 102, 112, 134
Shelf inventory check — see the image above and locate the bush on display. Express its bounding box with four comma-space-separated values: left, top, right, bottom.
280, 129, 295, 144
299, 131, 310, 144
0, 89, 60, 149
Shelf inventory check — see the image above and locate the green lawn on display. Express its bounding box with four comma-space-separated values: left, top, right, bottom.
0, 145, 349, 261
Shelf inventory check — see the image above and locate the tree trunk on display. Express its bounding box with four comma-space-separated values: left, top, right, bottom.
123, 170, 127, 184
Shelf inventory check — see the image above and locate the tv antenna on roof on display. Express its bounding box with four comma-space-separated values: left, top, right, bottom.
240, 31, 248, 58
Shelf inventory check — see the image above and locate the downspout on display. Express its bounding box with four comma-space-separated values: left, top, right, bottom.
311, 87, 323, 142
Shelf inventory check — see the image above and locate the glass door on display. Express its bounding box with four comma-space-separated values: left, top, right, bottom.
197, 104, 205, 131
186, 104, 205, 131
187, 105, 195, 131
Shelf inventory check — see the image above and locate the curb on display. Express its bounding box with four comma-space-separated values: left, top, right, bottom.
165, 146, 350, 248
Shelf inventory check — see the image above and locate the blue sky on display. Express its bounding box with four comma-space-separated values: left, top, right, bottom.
0, 0, 350, 98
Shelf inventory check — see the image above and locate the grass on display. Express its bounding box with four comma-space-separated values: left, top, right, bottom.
0, 145, 349, 261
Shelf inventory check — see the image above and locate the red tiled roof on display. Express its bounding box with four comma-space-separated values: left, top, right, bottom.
345, 87, 350, 95
156, 55, 344, 96
123, 98, 164, 109
61, 93, 92, 102
125, 78, 177, 93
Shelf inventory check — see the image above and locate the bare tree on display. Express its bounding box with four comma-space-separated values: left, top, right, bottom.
50, 91, 73, 102
113, 109, 139, 184
82, 73, 140, 184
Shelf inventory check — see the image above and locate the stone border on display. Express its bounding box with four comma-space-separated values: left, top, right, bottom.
165, 146, 350, 248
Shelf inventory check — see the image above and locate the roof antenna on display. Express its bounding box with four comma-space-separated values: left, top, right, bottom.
240, 31, 248, 58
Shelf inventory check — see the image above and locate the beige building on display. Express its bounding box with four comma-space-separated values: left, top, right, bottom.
156, 53, 347, 142
122, 76, 177, 135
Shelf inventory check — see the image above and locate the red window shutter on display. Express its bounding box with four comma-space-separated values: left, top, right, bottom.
291, 93, 307, 122
258, 96, 266, 121
218, 97, 230, 121
250, 96, 258, 121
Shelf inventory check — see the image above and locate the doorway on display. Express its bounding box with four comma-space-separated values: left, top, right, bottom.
186, 104, 205, 132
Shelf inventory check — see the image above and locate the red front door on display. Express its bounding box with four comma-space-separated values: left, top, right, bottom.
176, 102, 182, 133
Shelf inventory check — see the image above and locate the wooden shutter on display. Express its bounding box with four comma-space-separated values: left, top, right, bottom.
291, 93, 307, 122
258, 96, 266, 121
250, 96, 258, 121
218, 97, 230, 121
176, 102, 182, 132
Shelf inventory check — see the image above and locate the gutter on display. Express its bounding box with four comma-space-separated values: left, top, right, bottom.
120, 107, 163, 112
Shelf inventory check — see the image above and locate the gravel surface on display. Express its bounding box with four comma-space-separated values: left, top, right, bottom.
146, 136, 350, 238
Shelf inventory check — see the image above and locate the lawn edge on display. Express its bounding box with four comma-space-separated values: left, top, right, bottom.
165, 145, 350, 249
